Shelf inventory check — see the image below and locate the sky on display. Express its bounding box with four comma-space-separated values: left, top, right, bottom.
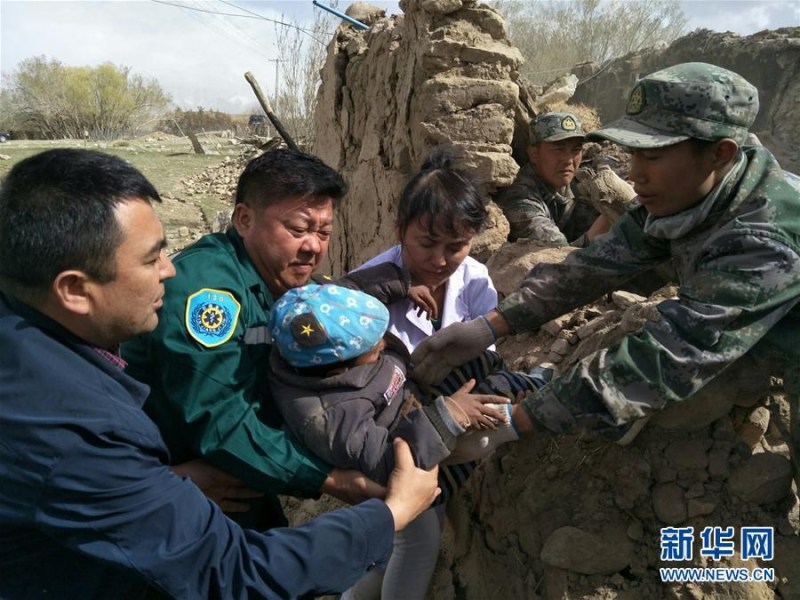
1, 0, 798, 114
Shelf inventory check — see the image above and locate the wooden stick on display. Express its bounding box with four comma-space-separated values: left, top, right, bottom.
244, 71, 299, 151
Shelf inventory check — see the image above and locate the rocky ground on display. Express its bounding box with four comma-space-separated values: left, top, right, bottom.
431, 243, 800, 600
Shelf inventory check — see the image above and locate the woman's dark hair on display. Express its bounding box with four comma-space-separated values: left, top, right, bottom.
0, 148, 161, 295
396, 146, 489, 238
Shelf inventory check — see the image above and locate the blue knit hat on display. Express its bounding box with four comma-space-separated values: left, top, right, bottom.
269, 283, 390, 367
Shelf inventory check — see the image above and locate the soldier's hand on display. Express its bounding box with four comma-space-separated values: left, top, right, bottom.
384, 438, 440, 531
410, 316, 496, 385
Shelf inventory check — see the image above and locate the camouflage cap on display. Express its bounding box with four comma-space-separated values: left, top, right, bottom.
587, 62, 759, 149
529, 112, 586, 144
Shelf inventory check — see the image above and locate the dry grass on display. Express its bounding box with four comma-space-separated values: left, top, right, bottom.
0, 136, 230, 200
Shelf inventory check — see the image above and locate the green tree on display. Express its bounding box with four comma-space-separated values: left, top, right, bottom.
3, 56, 170, 139
493, 0, 687, 84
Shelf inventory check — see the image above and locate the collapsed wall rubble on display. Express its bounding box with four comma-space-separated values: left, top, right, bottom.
428, 246, 799, 600
314, 0, 521, 274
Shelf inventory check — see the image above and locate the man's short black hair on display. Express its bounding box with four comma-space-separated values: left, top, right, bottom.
235, 148, 347, 208
396, 146, 488, 239
0, 148, 161, 296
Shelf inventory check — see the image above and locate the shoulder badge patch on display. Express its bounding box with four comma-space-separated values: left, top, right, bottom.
627, 84, 645, 115
561, 115, 577, 131
383, 364, 406, 406
185, 288, 241, 348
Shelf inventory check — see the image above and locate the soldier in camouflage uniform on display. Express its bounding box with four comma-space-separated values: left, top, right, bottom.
496, 111, 606, 246
411, 63, 800, 480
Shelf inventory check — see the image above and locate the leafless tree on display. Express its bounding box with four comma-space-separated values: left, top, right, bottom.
493, 0, 687, 84
272, 4, 336, 147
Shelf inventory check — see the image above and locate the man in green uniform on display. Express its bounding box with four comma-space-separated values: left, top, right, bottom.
410, 63, 800, 480
123, 149, 383, 529
497, 111, 609, 246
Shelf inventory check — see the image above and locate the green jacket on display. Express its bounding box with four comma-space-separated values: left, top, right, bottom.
123, 229, 329, 527
500, 147, 800, 438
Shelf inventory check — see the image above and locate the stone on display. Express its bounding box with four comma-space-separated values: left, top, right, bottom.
652, 482, 686, 525
550, 337, 572, 356
613, 453, 652, 510
685, 482, 705, 499
345, 1, 386, 24
626, 520, 644, 541
575, 318, 606, 340
728, 452, 793, 504
486, 243, 575, 297
619, 301, 662, 333
421, 0, 463, 15
664, 439, 708, 470
469, 202, 508, 263
541, 526, 632, 575
713, 417, 738, 441
651, 376, 736, 431
541, 314, 572, 337
687, 495, 719, 518
737, 405, 771, 448
657, 467, 678, 482
707, 445, 731, 478
610, 290, 646, 309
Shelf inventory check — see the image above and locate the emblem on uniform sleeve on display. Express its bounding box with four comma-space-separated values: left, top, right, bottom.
627, 84, 645, 115
383, 365, 406, 405
561, 116, 577, 131
185, 288, 241, 348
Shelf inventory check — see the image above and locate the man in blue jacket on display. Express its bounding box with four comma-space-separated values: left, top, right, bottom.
0, 148, 439, 599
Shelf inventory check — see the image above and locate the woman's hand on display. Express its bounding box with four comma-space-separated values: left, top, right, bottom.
408, 284, 437, 320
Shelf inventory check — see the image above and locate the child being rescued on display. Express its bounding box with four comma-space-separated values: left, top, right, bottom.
267, 282, 551, 599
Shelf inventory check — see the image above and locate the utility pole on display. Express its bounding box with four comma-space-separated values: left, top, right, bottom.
267, 58, 285, 103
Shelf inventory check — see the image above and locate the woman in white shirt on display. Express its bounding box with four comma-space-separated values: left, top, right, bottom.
347, 147, 498, 600
357, 148, 497, 355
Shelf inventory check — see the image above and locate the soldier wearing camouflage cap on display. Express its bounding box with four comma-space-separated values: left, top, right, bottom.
496, 111, 608, 246
411, 62, 800, 483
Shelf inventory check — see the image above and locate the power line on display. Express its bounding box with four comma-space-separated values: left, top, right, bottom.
202, 2, 276, 57
176, 2, 274, 60
217, 0, 328, 46
150, 0, 323, 41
